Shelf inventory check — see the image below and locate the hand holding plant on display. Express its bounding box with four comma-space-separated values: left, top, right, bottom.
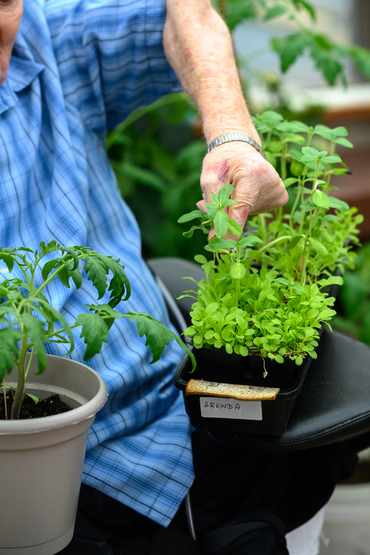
199, 142, 288, 232
178, 111, 362, 367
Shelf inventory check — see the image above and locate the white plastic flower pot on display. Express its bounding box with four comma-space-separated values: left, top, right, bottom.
0, 354, 108, 555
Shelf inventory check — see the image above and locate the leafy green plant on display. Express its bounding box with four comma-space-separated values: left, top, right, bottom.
0, 241, 195, 420
178, 111, 362, 366
214, 0, 370, 87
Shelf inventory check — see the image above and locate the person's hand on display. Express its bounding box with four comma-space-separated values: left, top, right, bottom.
198, 142, 288, 236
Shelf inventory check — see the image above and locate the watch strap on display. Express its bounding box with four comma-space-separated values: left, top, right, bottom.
206, 132, 265, 158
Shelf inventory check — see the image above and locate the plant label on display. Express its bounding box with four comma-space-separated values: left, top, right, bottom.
200, 397, 262, 420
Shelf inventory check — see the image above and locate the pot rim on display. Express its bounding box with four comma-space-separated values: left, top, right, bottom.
0, 355, 108, 435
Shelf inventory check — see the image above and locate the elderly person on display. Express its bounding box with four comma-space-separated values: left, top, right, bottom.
1, 1, 354, 554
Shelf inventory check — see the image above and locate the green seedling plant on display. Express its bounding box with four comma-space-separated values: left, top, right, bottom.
178, 111, 362, 367
0, 241, 195, 420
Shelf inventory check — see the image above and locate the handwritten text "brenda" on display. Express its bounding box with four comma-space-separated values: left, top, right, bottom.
200, 397, 262, 420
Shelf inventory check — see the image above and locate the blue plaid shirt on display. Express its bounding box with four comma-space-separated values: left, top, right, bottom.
0, 0, 194, 527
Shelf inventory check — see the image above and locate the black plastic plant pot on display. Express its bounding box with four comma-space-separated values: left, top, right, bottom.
173, 347, 314, 437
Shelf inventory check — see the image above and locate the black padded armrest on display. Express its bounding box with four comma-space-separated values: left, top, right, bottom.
226, 328, 370, 451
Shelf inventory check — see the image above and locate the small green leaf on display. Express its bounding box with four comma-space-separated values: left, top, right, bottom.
62, 246, 80, 271
335, 138, 353, 148
228, 219, 243, 236
302, 147, 320, 157
213, 210, 229, 238
300, 201, 316, 212
0, 328, 22, 382
329, 197, 350, 212
290, 235, 304, 249
264, 5, 286, 20
230, 263, 246, 280
76, 312, 109, 361
332, 126, 348, 137
205, 303, 219, 315
239, 235, 264, 248
0, 253, 14, 273
41, 259, 60, 282
25, 393, 39, 405
82, 255, 108, 299
312, 190, 331, 209
319, 308, 337, 320
194, 255, 208, 265
178, 210, 205, 223
308, 238, 328, 255
127, 312, 196, 371
289, 150, 303, 162
278, 121, 310, 133
321, 155, 341, 165
272, 33, 311, 73
205, 238, 236, 252
282, 134, 306, 145
225, 343, 233, 355
183, 225, 202, 239
284, 178, 299, 187
218, 184, 234, 205
240, 346, 249, 357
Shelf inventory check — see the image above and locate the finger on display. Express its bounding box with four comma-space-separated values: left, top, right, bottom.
196, 199, 207, 213
200, 172, 225, 204
227, 201, 251, 232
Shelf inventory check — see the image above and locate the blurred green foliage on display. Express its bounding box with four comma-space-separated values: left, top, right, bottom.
107, 93, 207, 259
333, 243, 370, 346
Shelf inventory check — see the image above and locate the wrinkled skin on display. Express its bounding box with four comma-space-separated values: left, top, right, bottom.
0, 0, 23, 86
199, 142, 288, 236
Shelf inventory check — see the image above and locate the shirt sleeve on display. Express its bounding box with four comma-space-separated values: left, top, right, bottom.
45, 0, 181, 136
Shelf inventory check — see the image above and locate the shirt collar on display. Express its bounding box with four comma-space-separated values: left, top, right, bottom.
0, 43, 45, 115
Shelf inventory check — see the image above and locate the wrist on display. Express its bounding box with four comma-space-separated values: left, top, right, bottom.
203, 115, 261, 146
206, 132, 265, 158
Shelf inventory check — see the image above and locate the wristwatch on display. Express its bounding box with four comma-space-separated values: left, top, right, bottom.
206, 132, 265, 158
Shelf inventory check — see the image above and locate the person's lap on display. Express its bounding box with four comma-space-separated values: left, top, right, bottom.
58, 429, 361, 554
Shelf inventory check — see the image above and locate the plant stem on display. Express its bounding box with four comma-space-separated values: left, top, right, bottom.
258, 214, 267, 242
300, 160, 321, 285
10, 332, 29, 420
289, 176, 303, 231
24, 348, 35, 380
258, 235, 292, 253
281, 143, 288, 182
2, 380, 8, 420
324, 140, 336, 190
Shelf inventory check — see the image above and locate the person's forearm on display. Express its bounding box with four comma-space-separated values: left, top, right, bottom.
163, 0, 260, 145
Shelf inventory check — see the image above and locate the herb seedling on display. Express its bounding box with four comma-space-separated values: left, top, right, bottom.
178, 112, 362, 366
0, 242, 195, 419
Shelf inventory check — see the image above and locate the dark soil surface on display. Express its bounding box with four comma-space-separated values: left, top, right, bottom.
0, 392, 73, 420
